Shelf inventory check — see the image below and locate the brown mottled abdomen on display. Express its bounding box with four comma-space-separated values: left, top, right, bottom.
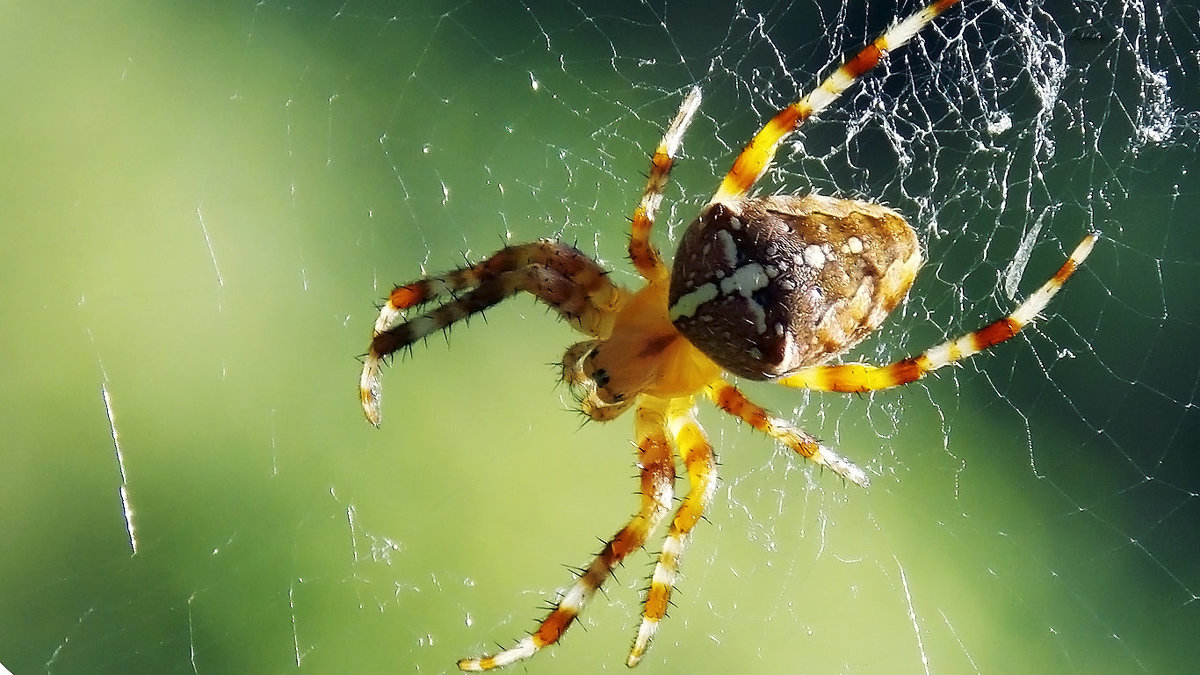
668, 194, 922, 380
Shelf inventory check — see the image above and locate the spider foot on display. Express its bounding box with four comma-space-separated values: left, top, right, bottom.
456, 636, 539, 671
627, 619, 659, 667
814, 443, 870, 488
359, 354, 383, 426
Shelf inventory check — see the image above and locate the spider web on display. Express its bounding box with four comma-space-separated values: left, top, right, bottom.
1, 0, 1197, 672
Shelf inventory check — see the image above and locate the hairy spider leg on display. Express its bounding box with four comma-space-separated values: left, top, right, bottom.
629, 401, 717, 666
711, 0, 962, 204
371, 240, 621, 336
357, 239, 628, 422
706, 381, 871, 488
363, 266, 610, 420
629, 88, 702, 283
458, 401, 677, 671
778, 233, 1098, 393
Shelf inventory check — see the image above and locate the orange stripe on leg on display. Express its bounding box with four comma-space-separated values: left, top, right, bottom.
387, 283, 426, 310
969, 317, 1021, 351
842, 41, 884, 80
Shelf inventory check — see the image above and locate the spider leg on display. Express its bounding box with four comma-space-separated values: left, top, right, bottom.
629, 400, 717, 666
777, 233, 1097, 393
706, 380, 869, 488
372, 240, 621, 336
629, 88, 702, 283
711, 0, 962, 204
361, 261, 624, 425
458, 401, 676, 671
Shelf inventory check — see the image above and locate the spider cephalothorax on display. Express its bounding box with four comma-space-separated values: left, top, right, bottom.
359, 0, 1096, 669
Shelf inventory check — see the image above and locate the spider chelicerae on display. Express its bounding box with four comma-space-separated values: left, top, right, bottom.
359, 0, 1096, 669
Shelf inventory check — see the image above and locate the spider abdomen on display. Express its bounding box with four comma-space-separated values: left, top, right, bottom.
668, 194, 922, 380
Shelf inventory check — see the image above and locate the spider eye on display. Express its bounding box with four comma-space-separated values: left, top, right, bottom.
667, 195, 923, 380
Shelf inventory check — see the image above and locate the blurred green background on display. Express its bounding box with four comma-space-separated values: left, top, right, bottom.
1, 1, 1197, 673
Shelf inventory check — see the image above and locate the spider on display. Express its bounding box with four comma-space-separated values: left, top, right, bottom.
359, 0, 1096, 669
